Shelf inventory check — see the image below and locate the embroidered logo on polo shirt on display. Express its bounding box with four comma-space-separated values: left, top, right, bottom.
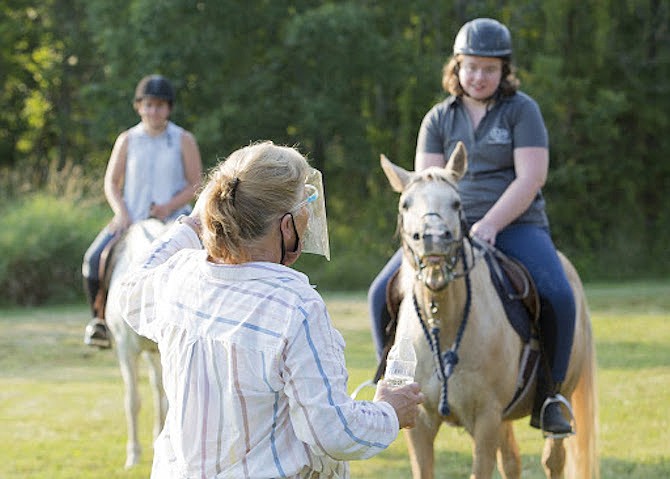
488, 127, 511, 144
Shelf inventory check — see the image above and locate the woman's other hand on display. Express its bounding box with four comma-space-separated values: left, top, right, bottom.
374, 381, 424, 429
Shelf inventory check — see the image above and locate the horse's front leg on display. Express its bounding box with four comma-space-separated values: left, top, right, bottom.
404, 406, 441, 479
469, 411, 504, 479
116, 342, 142, 469
496, 421, 521, 479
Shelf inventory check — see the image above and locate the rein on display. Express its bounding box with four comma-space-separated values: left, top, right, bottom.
411, 230, 476, 417
392, 176, 480, 416
401, 212, 476, 288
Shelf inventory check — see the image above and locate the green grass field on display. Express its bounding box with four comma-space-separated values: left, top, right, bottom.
1, 281, 668, 478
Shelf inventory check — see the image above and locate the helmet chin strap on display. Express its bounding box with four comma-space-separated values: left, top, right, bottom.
279, 213, 300, 265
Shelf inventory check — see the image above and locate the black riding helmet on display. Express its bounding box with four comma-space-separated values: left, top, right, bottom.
453, 18, 512, 59
134, 74, 175, 106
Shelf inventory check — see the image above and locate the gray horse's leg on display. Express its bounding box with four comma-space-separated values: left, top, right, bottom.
143, 350, 167, 440
404, 408, 440, 479
116, 344, 142, 469
496, 421, 521, 479
542, 437, 566, 479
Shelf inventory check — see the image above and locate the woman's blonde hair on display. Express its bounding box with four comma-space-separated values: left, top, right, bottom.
199, 141, 309, 263
442, 54, 520, 97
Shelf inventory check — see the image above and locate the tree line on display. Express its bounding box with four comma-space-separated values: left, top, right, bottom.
1, 0, 668, 287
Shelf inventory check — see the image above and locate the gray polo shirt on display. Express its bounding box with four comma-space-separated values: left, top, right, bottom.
416, 92, 549, 228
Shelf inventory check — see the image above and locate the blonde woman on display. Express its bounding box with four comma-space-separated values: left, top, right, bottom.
119, 141, 423, 478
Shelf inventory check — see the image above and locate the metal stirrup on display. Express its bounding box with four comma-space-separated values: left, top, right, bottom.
539, 393, 576, 439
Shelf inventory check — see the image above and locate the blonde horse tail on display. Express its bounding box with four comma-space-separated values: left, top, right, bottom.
566, 315, 600, 479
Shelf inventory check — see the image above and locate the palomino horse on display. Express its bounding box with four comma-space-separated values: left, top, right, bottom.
104, 218, 169, 468
380, 143, 598, 478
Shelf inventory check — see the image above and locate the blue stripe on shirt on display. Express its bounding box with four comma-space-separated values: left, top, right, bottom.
262, 353, 287, 478
142, 235, 176, 268
175, 302, 283, 338
300, 309, 389, 450
181, 342, 197, 427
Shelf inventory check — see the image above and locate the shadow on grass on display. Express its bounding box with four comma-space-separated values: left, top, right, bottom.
596, 339, 670, 369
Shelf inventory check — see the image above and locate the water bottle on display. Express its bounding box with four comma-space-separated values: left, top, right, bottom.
384, 336, 417, 387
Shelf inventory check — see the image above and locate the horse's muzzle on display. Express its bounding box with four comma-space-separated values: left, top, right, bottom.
422, 262, 451, 291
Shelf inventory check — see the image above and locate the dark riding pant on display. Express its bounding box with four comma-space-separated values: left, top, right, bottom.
368, 224, 576, 383
496, 224, 575, 383
82, 226, 116, 317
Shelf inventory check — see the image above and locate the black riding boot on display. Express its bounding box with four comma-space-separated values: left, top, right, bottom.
84, 318, 111, 349
530, 374, 573, 435
83, 278, 111, 349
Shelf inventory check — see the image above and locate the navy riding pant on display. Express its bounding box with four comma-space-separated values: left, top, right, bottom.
81, 226, 116, 317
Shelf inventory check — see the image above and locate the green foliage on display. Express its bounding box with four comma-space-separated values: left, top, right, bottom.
0, 193, 107, 305
0, 158, 108, 306
1, 0, 668, 299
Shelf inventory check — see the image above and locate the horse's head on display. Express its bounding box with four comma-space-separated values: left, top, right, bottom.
381, 142, 468, 291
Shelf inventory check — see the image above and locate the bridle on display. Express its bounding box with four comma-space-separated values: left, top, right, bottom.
397, 173, 478, 291
397, 180, 478, 417
398, 208, 475, 290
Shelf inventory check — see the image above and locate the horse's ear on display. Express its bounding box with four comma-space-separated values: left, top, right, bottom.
444, 141, 468, 181
381, 154, 412, 193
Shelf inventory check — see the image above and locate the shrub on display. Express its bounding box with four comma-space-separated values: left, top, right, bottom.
0, 193, 108, 306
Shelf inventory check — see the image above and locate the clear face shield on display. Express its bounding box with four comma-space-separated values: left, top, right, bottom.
292, 168, 331, 260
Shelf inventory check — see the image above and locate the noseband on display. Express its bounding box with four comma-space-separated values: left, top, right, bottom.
399, 208, 475, 292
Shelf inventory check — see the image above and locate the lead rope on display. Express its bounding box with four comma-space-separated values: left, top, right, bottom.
413, 245, 472, 417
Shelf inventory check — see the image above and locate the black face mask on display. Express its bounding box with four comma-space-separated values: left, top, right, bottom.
279, 213, 300, 265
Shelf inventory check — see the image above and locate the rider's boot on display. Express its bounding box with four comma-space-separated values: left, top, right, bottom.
84, 317, 111, 349
84, 276, 111, 349
530, 377, 573, 436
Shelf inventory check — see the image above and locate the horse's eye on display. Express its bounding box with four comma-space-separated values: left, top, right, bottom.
453, 200, 461, 210
412, 233, 420, 241
401, 199, 411, 210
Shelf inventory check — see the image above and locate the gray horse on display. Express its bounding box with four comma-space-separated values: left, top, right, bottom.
105, 219, 169, 468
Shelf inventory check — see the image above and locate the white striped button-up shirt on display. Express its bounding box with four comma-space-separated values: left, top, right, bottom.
118, 224, 399, 478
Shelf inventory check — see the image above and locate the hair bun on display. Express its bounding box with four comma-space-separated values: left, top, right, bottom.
220, 177, 240, 205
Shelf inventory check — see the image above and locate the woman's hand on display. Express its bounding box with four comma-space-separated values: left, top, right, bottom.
178, 187, 208, 237
470, 219, 499, 245
374, 381, 424, 429
149, 202, 172, 222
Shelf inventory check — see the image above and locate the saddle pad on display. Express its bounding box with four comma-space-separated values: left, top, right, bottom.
482, 250, 532, 342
